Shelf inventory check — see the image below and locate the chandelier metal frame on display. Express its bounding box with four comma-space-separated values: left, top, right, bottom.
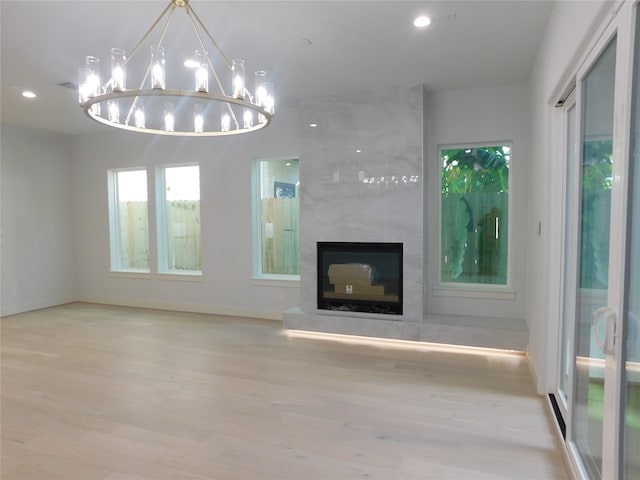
79, 0, 274, 137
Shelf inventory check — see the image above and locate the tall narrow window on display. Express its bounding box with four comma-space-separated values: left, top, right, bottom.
108, 169, 150, 272
254, 158, 300, 277
158, 164, 201, 273
440, 144, 510, 286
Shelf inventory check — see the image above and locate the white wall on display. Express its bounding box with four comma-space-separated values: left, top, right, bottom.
70, 104, 302, 319
1, 125, 76, 316
424, 83, 530, 320
527, 0, 611, 393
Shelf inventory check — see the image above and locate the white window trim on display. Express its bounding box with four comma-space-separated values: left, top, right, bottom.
109, 270, 152, 279
432, 285, 515, 300
251, 276, 300, 287
436, 141, 514, 295
252, 156, 301, 281
156, 163, 202, 275
153, 272, 203, 282
107, 167, 151, 273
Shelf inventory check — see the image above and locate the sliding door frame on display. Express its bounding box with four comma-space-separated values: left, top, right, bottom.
552, 1, 638, 478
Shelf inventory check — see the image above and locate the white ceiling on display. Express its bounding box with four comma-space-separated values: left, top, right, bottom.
0, 0, 554, 135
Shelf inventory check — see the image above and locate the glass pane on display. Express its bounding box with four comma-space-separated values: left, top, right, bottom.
560, 103, 578, 405
624, 9, 640, 479
258, 159, 300, 275
440, 145, 510, 285
115, 170, 149, 270
164, 165, 201, 271
573, 37, 616, 479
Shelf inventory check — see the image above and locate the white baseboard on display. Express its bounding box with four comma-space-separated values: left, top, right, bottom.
75, 295, 284, 321
0, 296, 76, 317
526, 351, 543, 394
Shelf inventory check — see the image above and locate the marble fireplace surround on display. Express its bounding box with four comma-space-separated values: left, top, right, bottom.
283, 85, 528, 351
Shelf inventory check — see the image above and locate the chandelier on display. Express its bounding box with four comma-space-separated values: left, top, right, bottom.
78, 0, 274, 136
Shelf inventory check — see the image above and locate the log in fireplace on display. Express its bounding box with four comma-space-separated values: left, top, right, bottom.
317, 242, 403, 315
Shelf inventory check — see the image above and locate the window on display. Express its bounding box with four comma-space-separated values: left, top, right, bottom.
253, 158, 300, 278
440, 144, 510, 286
108, 169, 150, 272
157, 164, 201, 273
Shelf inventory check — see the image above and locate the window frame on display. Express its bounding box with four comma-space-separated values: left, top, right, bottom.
252, 156, 301, 281
436, 141, 514, 296
107, 167, 151, 274
156, 163, 203, 276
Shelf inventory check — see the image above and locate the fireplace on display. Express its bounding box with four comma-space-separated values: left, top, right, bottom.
317, 242, 403, 315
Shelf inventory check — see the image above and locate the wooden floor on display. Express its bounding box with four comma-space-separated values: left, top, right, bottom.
1, 303, 569, 480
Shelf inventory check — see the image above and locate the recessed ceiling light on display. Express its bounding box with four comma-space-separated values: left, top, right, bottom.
22, 90, 37, 98
413, 16, 432, 28
356, 149, 362, 153
309, 123, 318, 127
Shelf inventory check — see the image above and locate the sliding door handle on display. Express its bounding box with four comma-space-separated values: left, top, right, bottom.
593, 306, 617, 356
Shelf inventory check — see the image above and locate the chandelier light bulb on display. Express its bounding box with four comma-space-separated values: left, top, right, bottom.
78, 68, 91, 104
84, 56, 101, 97
111, 48, 126, 92
134, 103, 145, 128
194, 104, 204, 133
152, 64, 164, 88
164, 103, 175, 132
165, 112, 175, 132
221, 111, 231, 132
243, 109, 253, 128
108, 100, 120, 123
263, 82, 275, 115
196, 66, 208, 92
112, 66, 125, 91
87, 73, 100, 96
256, 86, 266, 105
150, 46, 165, 89
194, 50, 208, 92
232, 59, 245, 99
254, 70, 266, 106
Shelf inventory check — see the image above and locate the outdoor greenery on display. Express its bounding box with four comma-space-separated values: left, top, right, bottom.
583, 140, 614, 192
580, 140, 613, 289
441, 146, 510, 195
440, 146, 510, 285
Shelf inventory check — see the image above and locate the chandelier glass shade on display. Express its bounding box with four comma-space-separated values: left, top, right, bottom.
78, 0, 275, 136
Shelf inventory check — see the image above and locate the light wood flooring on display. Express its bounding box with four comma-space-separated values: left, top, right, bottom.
1, 303, 569, 479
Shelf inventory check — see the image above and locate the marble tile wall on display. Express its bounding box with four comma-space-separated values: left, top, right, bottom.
284, 86, 424, 336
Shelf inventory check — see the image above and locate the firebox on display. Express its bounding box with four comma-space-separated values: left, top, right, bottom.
317, 242, 403, 315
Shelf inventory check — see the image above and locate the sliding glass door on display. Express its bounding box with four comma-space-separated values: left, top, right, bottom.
572, 34, 616, 479
557, 2, 640, 479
